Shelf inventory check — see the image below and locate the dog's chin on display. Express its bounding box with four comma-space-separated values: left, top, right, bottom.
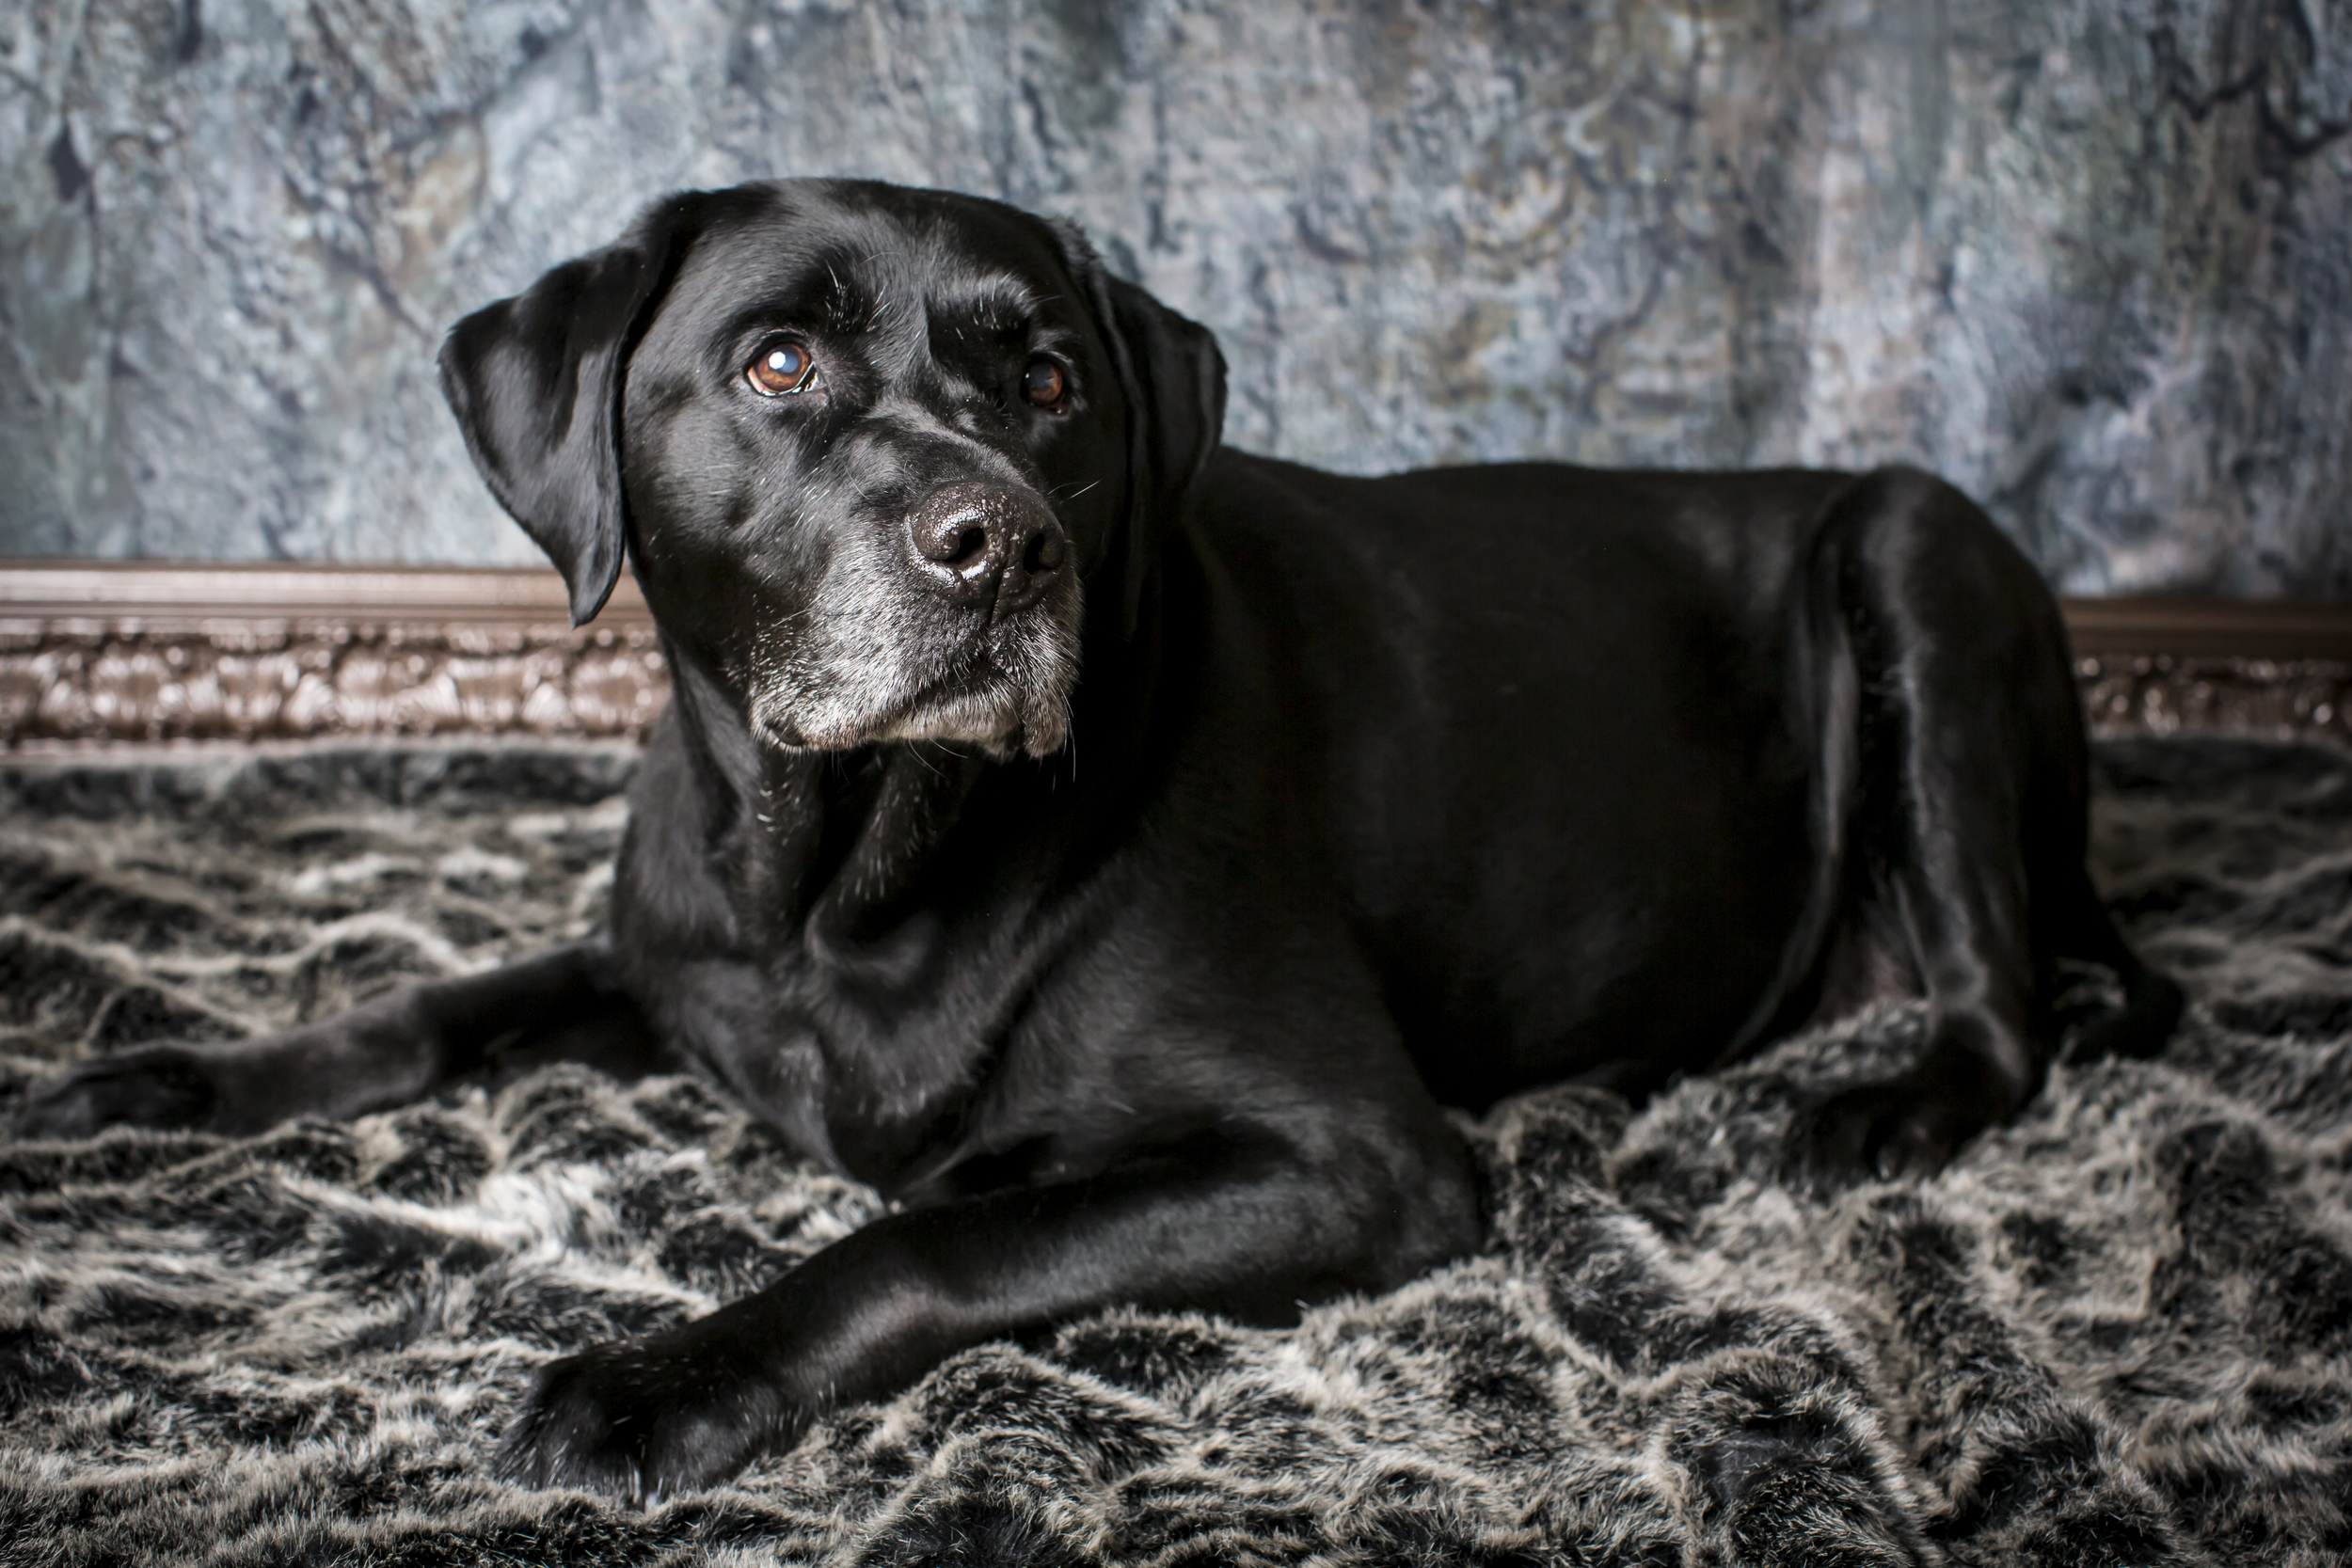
753, 657, 1076, 761
750, 587, 1084, 762
867, 677, 1073, 759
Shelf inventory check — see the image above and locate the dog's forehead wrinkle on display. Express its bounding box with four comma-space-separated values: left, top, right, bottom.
868, 285, 930, 376
924, 270, 1045, 332
848, 396, 1040, 490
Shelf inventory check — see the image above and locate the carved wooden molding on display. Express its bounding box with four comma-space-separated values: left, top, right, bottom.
1, 563, 660, 745
2075, 655, 2349, 742
2057, 594, 2352, 746
4, 562, 2349, 749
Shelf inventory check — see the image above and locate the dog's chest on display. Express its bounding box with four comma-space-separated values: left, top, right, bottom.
730, 906, 1058, 1193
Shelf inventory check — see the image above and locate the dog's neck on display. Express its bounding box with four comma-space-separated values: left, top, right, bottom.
656, 653, 973, 949
748, 742, 990, 965
658, 574, 1177, 971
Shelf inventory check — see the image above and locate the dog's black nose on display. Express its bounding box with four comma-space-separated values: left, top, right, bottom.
906, 482, 1070, 617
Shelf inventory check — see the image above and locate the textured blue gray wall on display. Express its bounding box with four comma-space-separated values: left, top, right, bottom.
5, 1, 2347, 593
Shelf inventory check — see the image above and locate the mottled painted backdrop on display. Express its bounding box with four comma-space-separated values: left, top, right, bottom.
4, 0, 2348, 594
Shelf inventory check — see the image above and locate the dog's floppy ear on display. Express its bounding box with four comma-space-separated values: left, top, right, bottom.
1053, 224, 1228, 637
1104, 277, 1227, 636
437, 199, 696, 626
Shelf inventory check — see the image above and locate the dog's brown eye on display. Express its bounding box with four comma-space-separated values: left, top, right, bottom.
746, 341, 817, 397
1023, 358, 1066, 409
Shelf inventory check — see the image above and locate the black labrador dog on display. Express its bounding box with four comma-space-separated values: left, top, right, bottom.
18, 179, 2180, 1499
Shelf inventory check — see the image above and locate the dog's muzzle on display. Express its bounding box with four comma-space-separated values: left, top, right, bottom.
905, 483, 1071, 621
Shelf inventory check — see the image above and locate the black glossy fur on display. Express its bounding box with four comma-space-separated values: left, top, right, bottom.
16, 180, 2180, 1500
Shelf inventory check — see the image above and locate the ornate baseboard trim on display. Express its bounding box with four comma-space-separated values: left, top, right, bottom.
2049, 593, 2352, 747
4, 562, 2348, 749
2075, 655, 2349, 743
2, 563, 661, 745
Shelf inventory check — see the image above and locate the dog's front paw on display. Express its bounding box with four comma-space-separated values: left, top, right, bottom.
14, 1046, 219, 1139
498, 1324, 792, 1501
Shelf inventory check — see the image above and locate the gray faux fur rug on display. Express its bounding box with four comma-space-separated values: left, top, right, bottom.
0, 737, 2347, 1566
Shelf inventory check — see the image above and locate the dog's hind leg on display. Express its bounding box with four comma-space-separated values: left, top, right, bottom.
1792, 467, 2173, 1181
12, 940, 666, 1139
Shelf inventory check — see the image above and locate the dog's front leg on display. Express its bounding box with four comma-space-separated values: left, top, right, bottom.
12, 940, 659, 1138
498, 1119, 1480, 1500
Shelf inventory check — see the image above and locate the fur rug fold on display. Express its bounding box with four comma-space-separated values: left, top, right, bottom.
0, 737, 2346, 1566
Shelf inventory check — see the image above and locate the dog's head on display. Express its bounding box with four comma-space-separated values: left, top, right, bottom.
438, 181, 1225, 758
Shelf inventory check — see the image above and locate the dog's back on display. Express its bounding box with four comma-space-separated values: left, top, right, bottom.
1175, 453, 1847, 1104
